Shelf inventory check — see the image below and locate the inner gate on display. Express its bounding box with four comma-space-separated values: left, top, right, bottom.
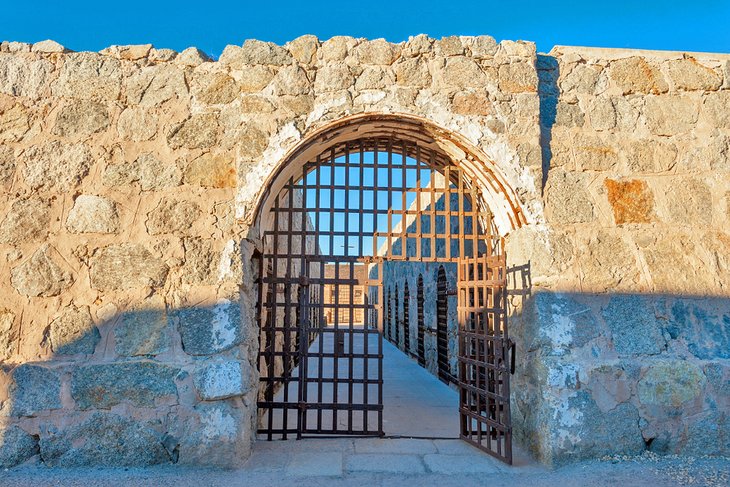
256, 126, 515, 463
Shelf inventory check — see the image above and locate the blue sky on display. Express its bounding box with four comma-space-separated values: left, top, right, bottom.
3, 1, 729, 58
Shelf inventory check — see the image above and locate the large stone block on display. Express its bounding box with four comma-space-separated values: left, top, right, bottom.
573, 134, 617, 170
498, 61, 538, 93
602, 295, 665, 356
181, 237, 217, 286
442, 57, 493, 90
22, 141, 93, 191
4, 364, 61, 416
167, 113, 218, 149
0, 425, 39, 468
271, 65, 311, 96
286, 35, 319, 64
175, 402, 249, 466
115, 294, 170, 356
192, 70, 240, 104
702, 91, 730, 128
65, 194, 119, 234
146, 198, 202, 235
52, 52, 122, 101
71, 362, 178, 409
668, 300, 730, 360
314, 63, 354, 92
137, 152, 182, 190
394, 58, 431, 87
237, 39, 293, 66
644, 95, 699, 136
193, 360, 250, 400
116, 107, 158, 141
667, 178, 712, 226
49, 305, 100, 355
545, 170, 595, 224
40, 412, 171, 466
0, 196, 51, 244
53, 99, 110, 138
559, 62, 602, 94
90, 243, 169, 291
638, 360, 706, 408
0, 53, 54, 98
353, 39, 399, 65
604, 179, 656, 224
10, 245, 73, 297
624, 139, 677, 173
124, 64, 188, 106
533, 292, 601, 354
183, 152, 236, 188
0, 102, 30, 142
665, 58, 722, 91
175, 300, 243, 355
608, 57, 668, 95
683, 410, 728, 456
581, 231, 640, 292
236, 65, 275, 92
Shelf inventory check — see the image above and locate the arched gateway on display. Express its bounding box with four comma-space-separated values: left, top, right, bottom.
252, 114, 524, 464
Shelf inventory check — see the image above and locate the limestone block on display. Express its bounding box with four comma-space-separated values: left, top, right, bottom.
146, 198, 201, 235
665, 58, 722, 91
435, 36, 464, 57
581, 230, 640, 292
667, 177, 712, 226
625, 139, 677, 173
167, 113, 218, 149
602, 295, 665, 356
31, 39, 66, 53
604, 179, 656, 224
314, 63, 354, 92
125, 64, 188, 106
554, 101, 584, 127
239, 94, 275, 113
49, 305, 100, 355
667, 300, 730, 360
644, 95, 699, 135
239, 124, 269, 160
442, 57, 493, 90
702, 91, 730, 128
176, 402, 248, 466
318, 36, 356, 62
90, 243, 169, 291
175, 47, 211, 66
0, 102, 30, 142
587, 96, 616, 131
0, 309, 15, 361
184, 152, 236, 188
22, 141, 93, 191
193, 360, 249, 400
354, 66, 392, 91
353, 39, 399, 65
286, 35, 319, 65
52, 52, 122, 100
40, 413, 171, 467
117, 107, 158, 141
534, 292, 601, 352
608, 57, 668, 95
394, 58, 431, 87
638, 360, 706, 408
0, 145, 15, 185
192, 70, 239, 104
53, 99, 110, 138
175, 300, 243, 355
10, 245, 73, 297
100, 44, 152, 60
451, 90, 493, 116
3, 42, 32, 53
4, 364, 61, 416
498, 61, 538, 93
149, 48, 177, 62
572, 134, 617, 170
0, 426, 39, 468
545, 170, 595, 224
71, 362, 178, 409
232, 66, 274, 93
236, 39, 292, 66
402, 35, 433, 58
66, 195, 119, 234
559, 62, 602, 95
271, 65, 310, 96
0, 53, 54, 99
0, 196, 51, 245
138, 152, 182, 190
181, 237, 217, 285
115, 295, 170, 357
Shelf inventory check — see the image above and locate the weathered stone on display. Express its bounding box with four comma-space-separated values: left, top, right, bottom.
354, 66, 391, 91
90, 243, 169, 291
193, 360, 249, 400
31, 39, 66, 53
237, 39, 292, 66
117, 107, 158, 141
54, 99, 110, 138
271, 65, 310, 96
667, 178, 712, 226
181, 237, 217, 285
138, 152, 182, 190
0, 309, 15, 361
588, 365, 633, 412
125, 64, 188, 106
5, 364, 61, 416
0, 196, 51, 244
149, 48, 178, 62
559, 62, 602, 94
587, 97, 615, 131
167, 113, 218, 149
49, 305, 100, 355
176, 402, 247, 467
683, 411, 728, 456
702, 91, 730, 128
533, 292, 601, 353
0, 426, 39, 468
451, 90, 493, 115
286, 35, 319, 64
464, 35, 498, 58
314, 63, 353, 92
71, 362, 178, 409
184, 152, 236, 188
602, 295, 665, 356
499, 61, 538, 93
554, 101, 585, 127
638, 360, 706, 407
100, 44, 152, 60
239, 94, 275, 113
66, 194, 119, 234
644, 95, 699, 135
192, 70, 239, 104
0, 102, 30, 142
175, 300, 243, 355
545, 171, 595, 223
625, 139, 677, 173
115, 294, 170, 356
237, 65, 275, 92
318, 36, 355, 61
0, 53, 54, 98
582, 230, 640, 291
572, 134, 617, 170
668, 300, 730, 360
11, 245, 73, 297
176, 47, 211, 66
0, 145, 15, 185
608, 57, 668, 95
22, 141, 93, 191
146, 198, 201, 235
665, 58, 722, 91
40, 413, 171, 467
604, 179, 656, 224
435, 36, 464, 57
53, 52, 122, 100
354, 39, 398, 65
239, 124, 269, 160
394, 58, 431, 87
442, 57, 492, 90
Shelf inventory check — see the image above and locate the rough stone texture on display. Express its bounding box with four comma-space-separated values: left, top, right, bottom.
193, 360, 249, 400
638, 361, 706, 408
65, 194, 119, 234
665, 58, 722, 91
184, 152, 236, 188
545, 171, 595, 223
604, 179, 655, 224
644, 95, 699, 135
89, 244, 168, 291
10, 245, 73, 297
125, 64, 187, 106
167, 113, 218, 149
146, 198, 201, 235
602, 296, 665, 356
53, 52, 122, 101
0, 425, 39, 468
114, 294, 170, 356
0, 196, 51, 244
175, 301, 243, 355
40, 413, 171, 467
4, 364, 61, 416
0, 309, 15, 360
70, 362, 178, 409
117, 107, 158, 141
608, 57, 668, 95
53, 99, 110, 138
49, 305, 100, 355
22, 141, 93, 191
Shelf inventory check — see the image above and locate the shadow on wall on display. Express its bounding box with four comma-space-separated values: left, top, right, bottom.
537, 54, 559, 194
0, 299, 255, 469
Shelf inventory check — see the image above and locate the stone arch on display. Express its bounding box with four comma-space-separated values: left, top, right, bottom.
250, 112, 527, 240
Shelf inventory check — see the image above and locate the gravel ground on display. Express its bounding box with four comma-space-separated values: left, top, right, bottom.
2, 453, 728, 487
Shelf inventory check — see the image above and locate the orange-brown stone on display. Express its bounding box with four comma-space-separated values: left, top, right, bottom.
604, 179, 656, 224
